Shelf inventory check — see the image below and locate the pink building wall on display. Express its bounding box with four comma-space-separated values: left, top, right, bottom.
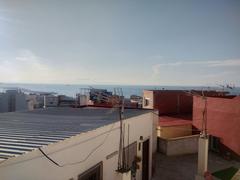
192, 96, 240, 155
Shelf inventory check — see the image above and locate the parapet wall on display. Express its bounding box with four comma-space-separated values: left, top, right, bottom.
192, 96, 240, 155
158, 135, 199, 156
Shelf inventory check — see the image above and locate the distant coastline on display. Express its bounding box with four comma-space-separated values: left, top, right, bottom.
0, 83, 239, 98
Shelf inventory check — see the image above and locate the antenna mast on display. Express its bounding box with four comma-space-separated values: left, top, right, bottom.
86, 87, 128, 172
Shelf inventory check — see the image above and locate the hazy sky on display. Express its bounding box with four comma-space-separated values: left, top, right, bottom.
0, 0, 240, 86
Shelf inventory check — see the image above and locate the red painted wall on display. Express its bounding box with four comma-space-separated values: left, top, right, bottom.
152, 90, 230, 116
153, 91, 193, 115
192, 96, 240, 155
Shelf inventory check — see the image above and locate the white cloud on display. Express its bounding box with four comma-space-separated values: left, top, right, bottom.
152, 59, 240, 69
152, 62, 185, 75
151, 59, 240, 86
207, 59, 240, 67
148, 55, 164, 59
0, 49, 148, 85
0, 50, 50, 82
0, 49, 89, 84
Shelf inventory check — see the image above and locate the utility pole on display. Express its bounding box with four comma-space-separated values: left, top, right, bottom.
195, 95, 209, 180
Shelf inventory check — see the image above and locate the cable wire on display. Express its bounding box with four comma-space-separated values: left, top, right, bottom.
38, 122, 116, 167
38, 87, 125, 167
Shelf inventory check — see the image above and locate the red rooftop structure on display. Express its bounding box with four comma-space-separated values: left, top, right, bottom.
143, 89, 240, 158
192, 95, 240, 158
142, 89, 228, 116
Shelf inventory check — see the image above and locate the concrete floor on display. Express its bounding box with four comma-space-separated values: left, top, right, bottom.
152, 152, 240, 180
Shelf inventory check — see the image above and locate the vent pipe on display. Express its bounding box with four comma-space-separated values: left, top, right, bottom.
43, 95, 47, 109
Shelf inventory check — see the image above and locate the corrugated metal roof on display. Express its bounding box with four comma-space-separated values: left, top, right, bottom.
0, 107, 149, 161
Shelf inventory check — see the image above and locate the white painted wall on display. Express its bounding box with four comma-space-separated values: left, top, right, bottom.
78, 95, 88, 106
0, 112, 155, 180
142, 90, 154, 110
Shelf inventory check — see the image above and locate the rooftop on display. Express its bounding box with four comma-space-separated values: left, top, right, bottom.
159, 115, 192, 127
145, 89, 230, 97
0, 107, 149, 162
152, 152, 240, 180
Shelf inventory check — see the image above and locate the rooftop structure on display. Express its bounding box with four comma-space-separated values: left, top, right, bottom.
159, 115, 192, 127
142, 89, 230, 115
0, 107, 149, 162
156, 115, 199, 156
0, 106, 157, 180
193, 95, 240, 158
0, 90, 31, 113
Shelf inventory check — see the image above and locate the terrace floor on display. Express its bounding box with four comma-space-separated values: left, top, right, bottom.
152, 152, 240, 180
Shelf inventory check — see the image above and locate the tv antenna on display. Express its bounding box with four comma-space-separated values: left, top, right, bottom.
87, 87, 129, 172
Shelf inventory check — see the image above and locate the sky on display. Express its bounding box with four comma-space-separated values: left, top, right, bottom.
0, 0, 240, 86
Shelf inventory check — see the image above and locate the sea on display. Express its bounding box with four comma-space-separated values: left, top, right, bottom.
0, 83, 239, 98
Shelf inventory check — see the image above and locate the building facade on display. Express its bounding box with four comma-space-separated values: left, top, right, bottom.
0, 107, 157, 180
142, 90, 193, 115
0, 90, 32, 113
192, 96, 240, 157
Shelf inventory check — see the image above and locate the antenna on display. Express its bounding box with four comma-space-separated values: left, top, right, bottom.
182, 88, 209, 179
217, 83, 235, 92
201, 90, 208, 137
86, 87, 129, 172
182, 89, 208, 135
114, 87, 129, 172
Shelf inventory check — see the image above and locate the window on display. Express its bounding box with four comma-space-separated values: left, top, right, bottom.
123, 142, 137, 169
144, 98, 150, 106
78, 162, 103, 180
209, 135, 220, 153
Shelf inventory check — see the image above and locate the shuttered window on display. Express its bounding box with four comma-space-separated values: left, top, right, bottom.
124, 142, 137, 169
78, 162, 103, 180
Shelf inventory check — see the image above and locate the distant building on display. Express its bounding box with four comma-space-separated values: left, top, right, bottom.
76, 94, 89, 107
130, 95, 142, 103
0, 90, 34, 112
57, 95, 76, 107
0, 92, 8, 112
44, 95, 59, 107
29, 94, 45, 108
90, 88, 113, 104
0, 107, 157, 180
